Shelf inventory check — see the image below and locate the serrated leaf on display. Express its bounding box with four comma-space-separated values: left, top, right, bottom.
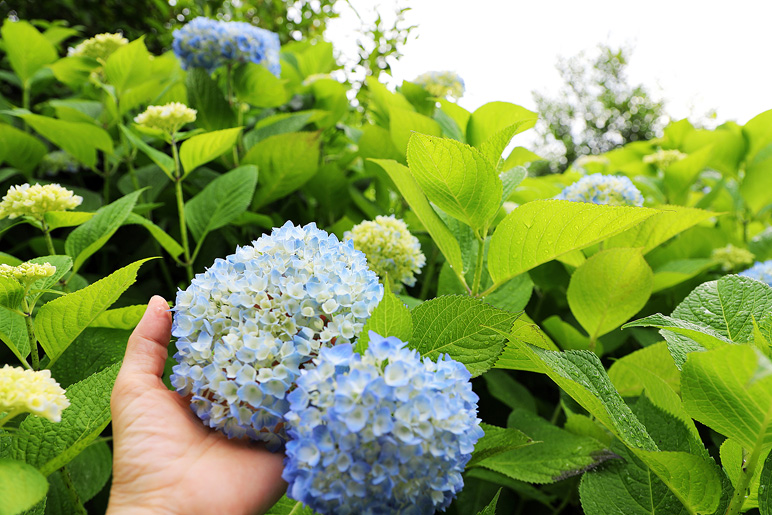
760, 449, 772, 515
179, 127, 243, 177
234, 62, 288, 108
567, 248, 653, 340
608, 342, 681, 397
64, 190, 142, 274
89, 305, 146, 330
26, 255, 72, 306
265, 495, 315, 515
0, 123, 46, 173
11, 363, 119, 476
103, 37, 152, 94
17, 113, 113, 168
42, 211, 94, 230
606, 205, 717, 254
483, 273, 533, 314
371, 159, 465, 281
467, 102, 537, 148
388, 107, 442, 156
480, 119, 537, 170
623, 314, 731, 350
356, 281, 411, 352
488, 200, 657, 287
186, 68, 236, 132
66, 440, 112, 502
499, 166, 527, 203
0, 275, 23, 312
410, 295, 515, 377
468, 423, 533, 467
184, 165, 258, 243
482, 369, 536, 413
34, 259, 150, 365
49, 328, 131, 387
475, 489, 502, 515
721, 438, 764, 511
652, 258, 715, 293
0, 310, 30, 363
494, 314, 559, 373
1, 20, 57, 85
406, 134, 501, 235
119, 124, 175, 179
0, 459, 48, 515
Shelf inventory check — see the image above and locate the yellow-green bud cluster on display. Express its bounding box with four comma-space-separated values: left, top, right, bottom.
0, 365, 70, 423
711, 244, 755, 272
0, 262, 56, 286
345, 215, 426, 290
134, 102, 197, 135
68, 32, 128, 61
413, 71, 465, 100
643, 149, 687, 169
0, 183, 82, 220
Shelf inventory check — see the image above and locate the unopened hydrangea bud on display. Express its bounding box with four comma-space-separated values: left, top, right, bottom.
0, 183, 82, 220
344, 215, 426, 290
170, 222, 383, 450
134, 103, 197, 135
413, 71, 465, 99
643, 149, 687, 169
283, 333, 483, 514
740, 260, 772, 286
0, 365, 69, 423
172, 17, 281, 76
556, 173, 644, 207
0, 262, 56, 286
67, 32, 128, 61
711, 244, 755, 272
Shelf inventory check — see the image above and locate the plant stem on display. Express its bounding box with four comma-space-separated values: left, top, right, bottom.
171, 138, 193, 281
588, 334, 597, 353
471, 236, 485, 296
22, 83, 31, 133
0, 409, 22, 429
725, 442, 764, 515
22, 299, 39, 371
61, 465, 88, 515
41, 219, 56, 255
418, 247, 439, 300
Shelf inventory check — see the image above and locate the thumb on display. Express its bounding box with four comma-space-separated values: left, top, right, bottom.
119, 295, 173, 380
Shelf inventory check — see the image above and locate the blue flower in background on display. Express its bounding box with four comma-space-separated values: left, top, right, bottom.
283, 333, 483, 514
170, 222, 383, 450
172, 17, 281, 75
739, 260, 772, 286
556, 173, 644, 207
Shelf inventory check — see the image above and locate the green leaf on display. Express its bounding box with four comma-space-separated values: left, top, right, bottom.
389, 107, 442, 156
567, 248, 653, 340
623, 314, 731, 351
0, 311, 30, 363
652, 258, 715, 293
760, 448, 772, 515
480, 119, 538, 170
606, 205, 717, 254
11, 363, 119, 476
467, 102, 537, 148
185, 68, 236, 132
0, 459, 48, 515
265, 495, 314, 515
65, 440, 112, 502
488, 200, 657, 287
0, 275, 23, 312
49, 327, 130, 388
542, 315, 593, 352
245, 111, 319, 149
0, 123, 46, 174
179, 127, 243, 177
233, 62, 288, 108
17, 114, 113, 168
34, 259, 150, 365
27, 255, 72, 305
741, 143, 772, 214
103, 37, 152, 94
482, 273, 533, 314
410, 295, 516, 377
356, 281, 411, 352
482, 369, 536, 413
64, 190, 142, 274
244, 132, 319, 208
494, 314, 559, 373
475, 489, 502, 515
472, 409, 615, 484
608, 342, 681, 397
499, 166, 527, 203
1, 20, 57, 85
119, 125, 175, 179
184, 165, 258, 243
468, 423, 533, 468
42, 211, 94, 230
123, 212, 184, 258
721, 439, 764, 511
89, 305, 146, 330
406, 133, 501, 235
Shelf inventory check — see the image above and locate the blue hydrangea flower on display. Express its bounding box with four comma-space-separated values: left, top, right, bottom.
170, 222, 383, 450
556, 173, 644, 207
172, 17, 281, 75
283, 332, 483, 514
739, 260, 772, 286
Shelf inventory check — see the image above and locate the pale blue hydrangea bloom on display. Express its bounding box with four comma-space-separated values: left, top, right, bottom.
172, 17, 281, 75
556, 173, 644, 207
170, 222, 383, 450
739, 260, 772, 286
283, 333, 483, 514
413, 71, 465, 99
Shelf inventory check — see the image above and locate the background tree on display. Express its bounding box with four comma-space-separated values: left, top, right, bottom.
533, 44, 667, 172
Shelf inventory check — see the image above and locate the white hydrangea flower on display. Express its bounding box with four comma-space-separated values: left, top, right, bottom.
0, 365, 70, 423
0, 183, 82, 220
0, 262, 56, 285
134, 102, 197, 135
68, 32, 128, 61
413, 71, 465, 99
643, 149, 687, 169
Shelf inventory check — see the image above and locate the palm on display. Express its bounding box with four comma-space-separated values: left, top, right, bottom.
108, 296, 286, 515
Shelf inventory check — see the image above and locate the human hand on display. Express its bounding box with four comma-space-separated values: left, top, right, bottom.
107, 296, 286, 515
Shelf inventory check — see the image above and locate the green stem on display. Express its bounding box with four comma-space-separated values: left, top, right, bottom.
172, 138, 193, 281
61, 465, 88, 515
0, 409, 22, 429
588, 334, 598, 353
471, 236, 485, 296
418, 247, 439, 300
22, 299, 39, 371
41, 220, 56, 255
22, 83, 31, 134
725, 442, 764, 515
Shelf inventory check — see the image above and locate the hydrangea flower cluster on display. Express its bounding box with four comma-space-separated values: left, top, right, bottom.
344, 215, 426, 290
0, 366, 69, 423
0, 183, 82, 220
283, 333, 483, 514
413, 71, 465, 99
67, 32, 128, 61
172, 17, 281, 76
643, 149, 687, 169
740, 260, 772, 286
134, 103, 197, 135
711, 244, 755, 272
170, 222, 383, 450
0, 262, 56, 286
556, 173, 644, 207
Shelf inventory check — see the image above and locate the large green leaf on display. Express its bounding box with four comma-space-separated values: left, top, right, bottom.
64, 190, 142, 274
89, 305, 146, 330
389, 107, 442, 156
0, 310, 30, 363
652, 258, 715, 293
18, 114, 113, 168
103, 37, 152, 94
233, 62, 288, 108
265, 495, 314, 515
605, 205, 717, 254
119, 124, 175, 179
567, 248, 653, 340
124, 212, 184, 258
483, 370, 536, 413
480, 120, 538, 170
467, 102, 537, 148
34, 259, 150, 365
494, 314, 559, 373
0, 20, 57, 85
475, 489, 502, 515
244, 132, 319, 208
184, 165, 258, 243
49, 327, 131, 387
356, 281, 411, 352
0, 459, 49, 515
0, 123, 46, 173
0, 275, 23, 312
410, 295, 516, 377
488, 200, 657, 287
741, 143, 772, 214
42, 211, 94, 230
179, 127, 243, 177
185, 68, 236, 131
760, 449, 772, 515
11, 363, 119, 476
608, 342, 681, 397
406, 133, 501, 235
468, 423, 533, 467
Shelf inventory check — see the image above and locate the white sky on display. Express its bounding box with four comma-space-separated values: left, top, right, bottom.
326, 0, 772, 129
